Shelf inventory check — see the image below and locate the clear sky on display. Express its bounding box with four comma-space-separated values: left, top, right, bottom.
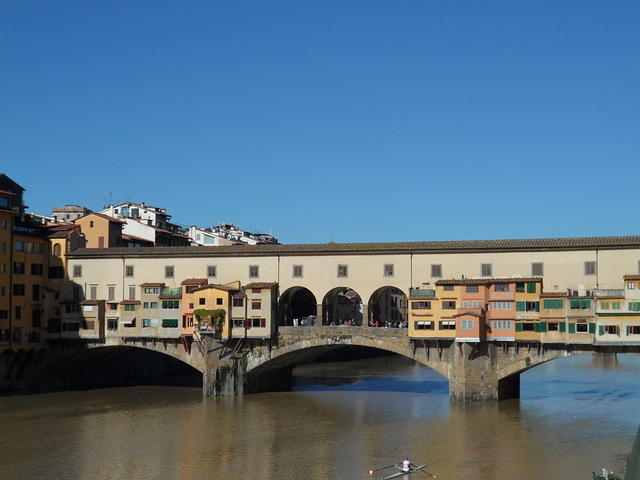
1, 1, 638, 244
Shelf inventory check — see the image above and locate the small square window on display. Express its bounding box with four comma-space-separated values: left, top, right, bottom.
249, 265, 259, 278
165, 266, 174, 278
293, 265, 303, 278
531, 262, 543, 276
199, 298, 206, 305
73, 265, 82, 278
337, 264, 348, 278
481, 263, 492, 277
216, 298, 223, 305
125, 265, 134, 277
584, 261, 596, 275
384, 264, 394, 277
207, 265, 217, 277
431, 264, 442, 278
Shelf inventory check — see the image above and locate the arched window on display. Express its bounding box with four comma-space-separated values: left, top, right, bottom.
52, 243, 61, 256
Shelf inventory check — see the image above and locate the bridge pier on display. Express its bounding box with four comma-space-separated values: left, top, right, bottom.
448, 342, 519, 402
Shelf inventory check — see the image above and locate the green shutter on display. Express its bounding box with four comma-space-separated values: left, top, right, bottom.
539, 322, 547, 332
588, 322, 596, 334
162, 319, 178, 328
534, 302, 540, 312
516, 301, 526, 312
559, 322, 566, 332
570, 300, 580, 309
582, 300, 591, 309
543, 299, 563, 309
515, 322, 523, 332
599, 325, 605, 336
527, 282, 536, 293
568, 323, 576, 333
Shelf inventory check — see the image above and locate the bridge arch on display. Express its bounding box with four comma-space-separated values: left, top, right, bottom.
367, 286, 408, 327
245, 334, 450, 379
278, 286, 318, 326
321, 287, 363, 326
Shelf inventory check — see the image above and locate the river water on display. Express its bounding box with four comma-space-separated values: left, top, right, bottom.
1, 353, 638, 480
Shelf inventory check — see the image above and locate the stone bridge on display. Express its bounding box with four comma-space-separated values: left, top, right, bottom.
4, 329, 639, 401
201, 327, 635, 402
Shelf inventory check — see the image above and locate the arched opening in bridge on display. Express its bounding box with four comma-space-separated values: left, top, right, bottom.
278, 287, 318, 326
38, 346, 201, 392
367, 286, 408, 328
322, 287, 363, 326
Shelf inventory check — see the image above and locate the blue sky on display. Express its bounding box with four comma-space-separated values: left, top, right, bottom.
1, 1, 638, 243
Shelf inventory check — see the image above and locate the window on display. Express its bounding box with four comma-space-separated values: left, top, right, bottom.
251, 288, 261, 294
442, 301, 456, 309
108, 286, 115, 301
129, 286, 136, 301
293, 265, 303, 278
13, 284, 25, 296
443, 285, 454, 291
481, 263, 492, 277
252, 301, 261, 310
199, 298, 206, 305
31, 263, 43, 275
461, 319, 474, 329
13, 262, 24, 275
492, 301, 513, 310
249, 265, 259, 278
207, 265, 217, 277
144, 287, 160, 294
32, 284, 40, 301
337, 264, 348, 278
384, 264, 394, 277
531, 262, 543, 276
0, 310, 6, 319
233, 298, 244, 307
431, 264, 442, 278
548, 322, 559, 331
584, 261, 596, 275
142, 319, 152, 328
252, 318, 266, 328
526, 282, 537, 293
48, 266, 64, 278
89, 285, 97, 300
82, 320, 95, 330
150, 302, 158, 309
232, 319, 244, 328
124, 304, 136, 311
162, 319, 179, 328
216, 298, 223, 305
0, 197, 8, 208
143, 302, 149, 308
162, 300, 179, 309
628, 326, 640, 335
52, 243, 61, 256
73, 265, 82, 278
462, 300, 480, 309
439, 321, 456, 330
629, 302, 640, 312
465, 285, 479, 293
165, 266, 174, 278
414, 321, 433, 330
125, 265, 134, 277
576, 322, 589, 333
494, 283, 509, 292
15, 241, 24, 252
515, 282, 525, 293
72, 285, 82, 301
570, 299, 591, 310
15, 306, 21, 319
521, 323, 535, 331
543, 299, 564, 309
109, 303, 118, 310
604, 325, 619, 335
493, 320, 511, 330
411, 301, 431, 310
611, 302, 621, 310
628, 282, 636, 290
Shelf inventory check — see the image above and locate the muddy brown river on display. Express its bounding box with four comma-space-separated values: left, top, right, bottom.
0, 353, 637, 480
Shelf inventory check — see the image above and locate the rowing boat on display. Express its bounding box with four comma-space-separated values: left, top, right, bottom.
381, 464, 427, 479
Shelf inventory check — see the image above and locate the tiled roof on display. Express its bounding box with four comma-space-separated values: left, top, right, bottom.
452, 311, 483, 318
75, 212, 126, 224
540, 291, 569, 297
140, 282, 165, 287
120, 300, 141, 305
624, 275, 640, 281
67, 235, 640, 258
436, 277, 543, 285
192, 284, 239, 293
80, 300, 103, 305
244, 282, 278, 289
181, 278, 208, 285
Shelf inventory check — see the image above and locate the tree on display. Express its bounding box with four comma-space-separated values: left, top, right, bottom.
193, 308, 226, 333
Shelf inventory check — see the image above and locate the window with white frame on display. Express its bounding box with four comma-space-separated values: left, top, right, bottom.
461, 319, 474, 329
492, 301, 513, 310
493, 320, 511, 330
481, 263, 492, 277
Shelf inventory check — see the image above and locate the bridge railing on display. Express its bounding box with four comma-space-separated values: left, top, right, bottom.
278, 326, 407, 337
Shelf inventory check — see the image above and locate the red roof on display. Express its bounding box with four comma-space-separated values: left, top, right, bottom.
181, 278, 208, 285
75, 212, 126, 224
140, 282, 165, 287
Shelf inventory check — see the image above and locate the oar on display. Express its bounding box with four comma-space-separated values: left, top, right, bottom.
368, 464, 398, 475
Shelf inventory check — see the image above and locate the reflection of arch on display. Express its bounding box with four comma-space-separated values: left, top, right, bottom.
368, 286, 408, 327
322, 287, 363, 326
278, 287, 318, 326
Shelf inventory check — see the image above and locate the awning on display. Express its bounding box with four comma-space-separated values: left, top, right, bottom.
120, 317, 136, 326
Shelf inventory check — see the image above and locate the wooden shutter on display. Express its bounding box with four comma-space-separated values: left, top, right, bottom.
588, 323, 596, 334
559, 322, 566, 332
516, 302, 526, 312
527, 282, 536, 293
515, 322, 523, 332
599, 325, 605, 336
568, 323, 576, 333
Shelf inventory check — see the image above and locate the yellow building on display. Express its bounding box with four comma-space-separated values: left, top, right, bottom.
540, 292, 568, 343
408, 283, 460, 339
184, 284, 240, 339
514, 279, 543, 341
74, 212, 124, 248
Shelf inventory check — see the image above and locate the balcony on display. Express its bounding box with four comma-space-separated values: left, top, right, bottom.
594, 289, 624, 298
159, 288, 182, 299
409, 288, 436, 299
